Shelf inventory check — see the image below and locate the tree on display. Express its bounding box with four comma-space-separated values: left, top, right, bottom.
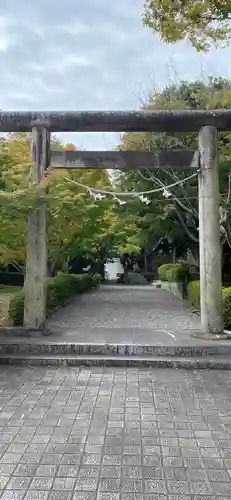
143, 0, 231, 51
46, 167, 139, 274
0, 134, 33, 264
0, 134, 139, 273
117, 77, 231, 273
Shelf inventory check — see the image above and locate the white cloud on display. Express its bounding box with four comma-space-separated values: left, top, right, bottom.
0, 0, 230, 149
0, 36, 7, 51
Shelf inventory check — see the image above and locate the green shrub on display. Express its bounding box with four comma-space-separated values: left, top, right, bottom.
8, 273, 99, 326
158, 264, 175, 281
222, 286, 231, 329
158, 262, 191, 282
8, 293, 24, 326
188, 280, 231, 329
188, 280, 201, 310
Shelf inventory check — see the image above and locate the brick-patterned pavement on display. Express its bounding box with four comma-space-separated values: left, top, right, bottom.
0, 366, 231, 499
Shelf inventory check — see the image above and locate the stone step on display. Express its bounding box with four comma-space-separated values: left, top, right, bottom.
1, 342, 231, 357
0, 353, 231, 369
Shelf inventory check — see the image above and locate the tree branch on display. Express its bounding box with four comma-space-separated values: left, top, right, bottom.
162, 168, 198, 217
174, 205, 199, 243
224, 216, 231, 248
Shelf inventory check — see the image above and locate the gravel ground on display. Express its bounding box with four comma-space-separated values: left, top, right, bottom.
0, 365, 231, 499
47, 286, 201, 343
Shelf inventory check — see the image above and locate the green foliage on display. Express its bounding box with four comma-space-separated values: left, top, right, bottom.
142, 0, 231, 51
158, 263, 191, 282
117, 77, 231, 261
188, 280, 201, 310
8, 293, 24, 326
188, 281, 231, 329
221, 287, 231, 329
158, 264, 175, 281
8, 273, 99, 326
0, 134, 139, 270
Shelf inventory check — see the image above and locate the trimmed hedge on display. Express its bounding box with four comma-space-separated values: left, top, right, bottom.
158, 263, 191, 283
8, 273, 100, 326
188, 280, 231, 329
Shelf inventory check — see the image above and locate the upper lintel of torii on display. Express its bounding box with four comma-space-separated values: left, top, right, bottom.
0, 109, 231, 133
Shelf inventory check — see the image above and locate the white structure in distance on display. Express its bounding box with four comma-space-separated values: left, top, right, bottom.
104, 258, 124, 281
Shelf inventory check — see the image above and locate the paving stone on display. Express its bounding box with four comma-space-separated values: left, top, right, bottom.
61, 454, 81, 465
13, 464, 37, 477
142, 467, 164, 479
187, 469, 208, 482
52, 478, 76, 490
1, 492, 27, 500
40, 455, 63, 465
6, 476, 32, 490
20, 454, 42, 464
82, 454, 101, 465
162, 457, 183, 468
56, 465, 79, 477
0, 476, 9, 489
122, 466, 142, 479
122, 479, 143, 493
201, 447, 222, 458
75, 478, 98, 491
0, 464, 16, 476
144, 480, 167, 494
167, 482, 190, 495
64, 444, 84, 454
29, 478, 54, 490
189, 482, 213, 495
24, 492, 49, 500
97, 495, 119, 500
183, 457, 203, 468
143, 456, 162, 467
164, 468, 188, 481
78, 467, 100, 478
101, 466, 121, 478
206, 469, 230, 481
102, 455, 121, 466
0, 454, 23, 464
48, 493, 72, 500
7, 444, 28, 454
202, 458, 224, 469
73, 493, 96, 500
210, 482, 231, 494
35, 466, 57, 477
99, 479, 120, 492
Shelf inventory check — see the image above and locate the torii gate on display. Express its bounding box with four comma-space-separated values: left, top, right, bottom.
0, 109, 228, 335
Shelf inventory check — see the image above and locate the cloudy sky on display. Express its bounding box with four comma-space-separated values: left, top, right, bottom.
0, 0, 231, 149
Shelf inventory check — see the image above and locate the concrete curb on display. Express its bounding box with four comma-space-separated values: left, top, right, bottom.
0, 354, 231, 369
1, 342, 231, 357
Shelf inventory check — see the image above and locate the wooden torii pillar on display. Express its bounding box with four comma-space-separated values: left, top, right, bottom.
23, 120, 50, 331
198, 126, 223, 334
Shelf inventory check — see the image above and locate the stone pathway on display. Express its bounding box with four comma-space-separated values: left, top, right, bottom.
47, 285, 201, 344
0, 365, 231, 499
